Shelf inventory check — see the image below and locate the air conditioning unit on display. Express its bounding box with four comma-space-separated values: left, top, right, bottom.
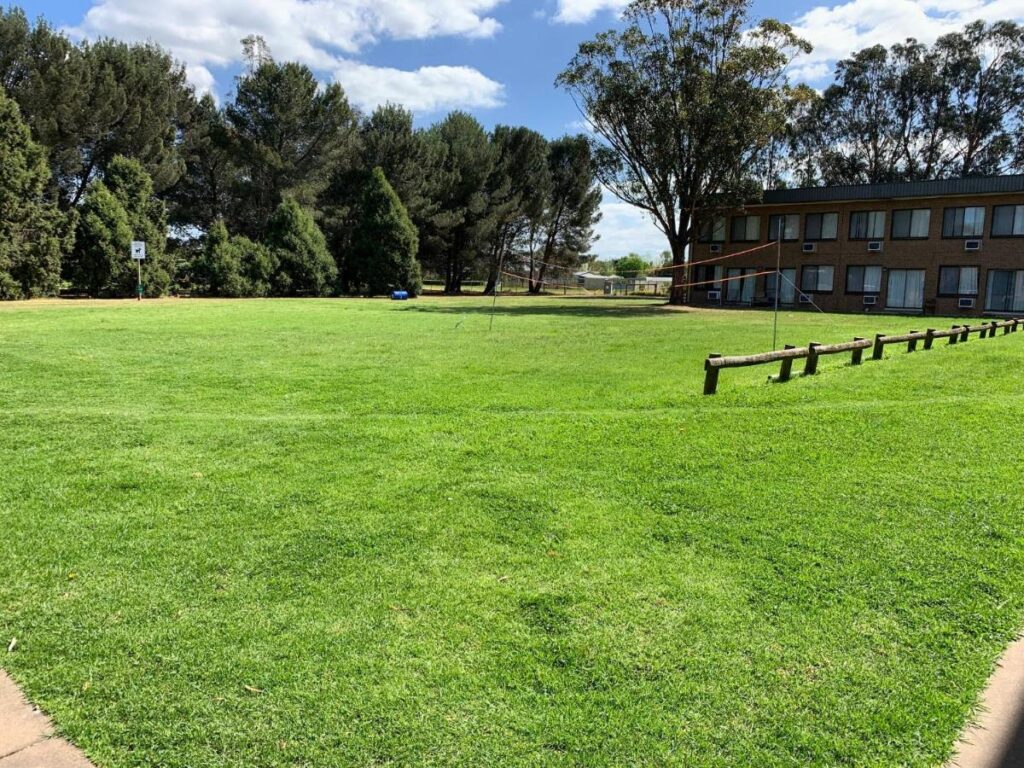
707, 290, 722, 301
799, 294, 813, 304
965, 240, 982, 251
867, 241, 883, 252
802, 242, 817, 254
709, 244, 722, 254
863, 295, 878, 306
958, 297, 976, 309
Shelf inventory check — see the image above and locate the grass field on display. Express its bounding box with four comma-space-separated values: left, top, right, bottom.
2, 296, 1024, 767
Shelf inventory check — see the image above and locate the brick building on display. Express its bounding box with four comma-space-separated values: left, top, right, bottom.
687, 176, 1024, 316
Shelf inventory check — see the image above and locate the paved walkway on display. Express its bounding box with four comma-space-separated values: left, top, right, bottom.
0, 671, 93, 768
948, 635, 1024, 768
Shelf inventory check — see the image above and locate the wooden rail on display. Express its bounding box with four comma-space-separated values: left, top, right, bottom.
704, 318, 1022, 395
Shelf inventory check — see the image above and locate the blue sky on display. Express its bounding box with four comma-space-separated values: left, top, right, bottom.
13, 0, 1024, 257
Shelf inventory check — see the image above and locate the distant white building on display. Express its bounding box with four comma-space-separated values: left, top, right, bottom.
575, 271, 621, 291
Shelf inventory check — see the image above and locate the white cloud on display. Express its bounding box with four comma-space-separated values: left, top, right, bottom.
185, 65, 216, 99
333, 61, 504, 112
553, 0, 628, 24
70, 0, 508, 113
592, 198, 667, 260
790, 0, 1024, 82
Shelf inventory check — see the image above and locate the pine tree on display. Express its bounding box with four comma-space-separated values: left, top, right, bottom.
0, 87, 68, 299
351, 168, 421, 296
105, 156, 172, 296
67, 182, 132, 296
266, 198, 337, 296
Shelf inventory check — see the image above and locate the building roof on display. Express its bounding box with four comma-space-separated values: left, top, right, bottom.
757, 175, 1024, 206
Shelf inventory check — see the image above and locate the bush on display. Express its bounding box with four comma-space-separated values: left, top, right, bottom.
194, 219, 276, 297
266, 198, 336, 296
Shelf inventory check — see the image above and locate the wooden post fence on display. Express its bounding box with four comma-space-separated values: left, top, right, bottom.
702, 319, 1023, 395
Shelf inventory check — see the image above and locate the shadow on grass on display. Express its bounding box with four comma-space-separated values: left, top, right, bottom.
402, 298, 678, 319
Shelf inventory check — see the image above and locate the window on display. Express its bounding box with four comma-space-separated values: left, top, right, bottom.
846, 266, 883, 294
698, 216, 727, 243
730, 215, 760, 242
692, 264, 723, 290
942, 206, 986, 238
800, 265, 834, 293
986, 270, 1024, 312
938, 266, 979, 297
765, 269, 797, 304
804, 212, 838, 241
887, 269, 926, 310
768, 214, 799, 242
849, 211, 886, 240
891, 209, 931, 239
991, 205, 1024, 237
725, 268, 756, 302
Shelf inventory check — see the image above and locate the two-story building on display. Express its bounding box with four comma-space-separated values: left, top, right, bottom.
687, 176, 1024, 316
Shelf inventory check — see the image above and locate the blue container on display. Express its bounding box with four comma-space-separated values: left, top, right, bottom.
391, 291, 409, 301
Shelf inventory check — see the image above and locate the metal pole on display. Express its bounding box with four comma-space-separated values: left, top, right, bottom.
772, 235, 781, 350
137, 259, 143, 302
489, 251, 505, 333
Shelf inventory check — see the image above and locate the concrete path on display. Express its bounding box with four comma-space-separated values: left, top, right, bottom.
0, 671, 93, 768
949, 635, 1024, 768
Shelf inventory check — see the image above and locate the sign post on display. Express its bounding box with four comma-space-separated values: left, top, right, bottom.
131, 241, 146, 300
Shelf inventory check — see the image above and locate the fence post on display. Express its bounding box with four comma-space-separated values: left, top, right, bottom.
990, 321, 999, 338
1004, 321, 1012, 335
804, 342, 821, 376
950, 325, 960, 345
960, 325, 970, 342
873, 333, 885, 360
777, 345, 796, 382
908, 331, 919, 353
851, 337, 865, 365
925, 329, 936, 350
704, 354, 721, 396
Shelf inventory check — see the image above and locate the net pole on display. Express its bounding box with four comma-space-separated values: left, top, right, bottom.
489, 251, 505, 333
772, 235, 781, 350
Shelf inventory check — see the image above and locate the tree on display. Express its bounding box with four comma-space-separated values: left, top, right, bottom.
481, 126, 550, 295
0, 86, 69, 299
792, 22, 1024, 184
67, 182, 132, 296
524, 136, 602, 294
167, 94, 237, 232
558, 0, 810, 304
227, 59, 357, 238
105, 156, 173, 296
349, 168, 422, 296
419, 112, 497, 294
615, 254, 650, 277
193, 219, 275, 297
0, 11, 194, 207
265, 197, 337, 296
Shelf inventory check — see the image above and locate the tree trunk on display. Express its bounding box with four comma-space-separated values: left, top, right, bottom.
668, 236, 688, 305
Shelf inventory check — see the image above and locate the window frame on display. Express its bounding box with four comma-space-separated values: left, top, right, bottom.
804, 212, 839, 242
891, 208, 931, 240
990, 205, 1024, 238
767, 213, 800, 243
848, 210, 886, 241
730, 215, 761, 243
937, 265, 980, 297
800, 265, 835, 294
942, 206, 986, 239
845, 265, 883, 295
697, 216, 728, 243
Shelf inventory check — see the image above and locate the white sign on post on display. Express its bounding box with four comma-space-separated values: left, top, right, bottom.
131, 241, 146, 260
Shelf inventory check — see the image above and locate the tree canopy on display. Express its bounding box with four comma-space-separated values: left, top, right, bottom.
558, 0, 810, 303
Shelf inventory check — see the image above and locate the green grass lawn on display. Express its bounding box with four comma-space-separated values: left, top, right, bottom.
2, 297, 1023, 767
